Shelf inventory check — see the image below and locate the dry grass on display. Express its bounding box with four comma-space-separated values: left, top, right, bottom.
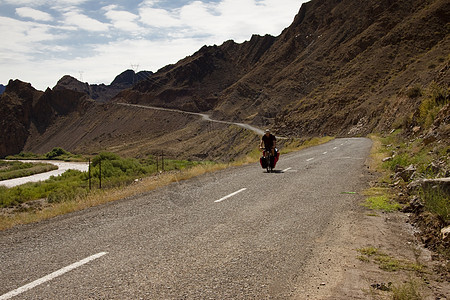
367, 134, 386, 172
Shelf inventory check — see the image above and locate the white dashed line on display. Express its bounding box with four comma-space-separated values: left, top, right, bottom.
333, 147, 338, 150
282, 167, 292, 172
0, 252, 108, 300
323, 152, 328, 155
306, 158, 314, 162
215, 188, 247, 203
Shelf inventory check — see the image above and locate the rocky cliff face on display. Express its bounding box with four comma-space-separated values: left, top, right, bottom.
0, 80, 92, 157
0, 84, 5, 94
0, 80, 42, 156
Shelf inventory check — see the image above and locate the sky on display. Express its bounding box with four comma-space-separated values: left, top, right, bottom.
0, 0, 307, 91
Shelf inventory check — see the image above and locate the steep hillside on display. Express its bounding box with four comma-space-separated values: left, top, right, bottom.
1, 0, 448, 159
115, 0, 449, 137
0, 84, 5, 94
114, 34, 276, 113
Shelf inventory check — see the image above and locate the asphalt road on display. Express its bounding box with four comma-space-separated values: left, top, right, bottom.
0, 138, 372, 299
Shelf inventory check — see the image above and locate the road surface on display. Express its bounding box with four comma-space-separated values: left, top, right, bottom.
0, 138, 372, 299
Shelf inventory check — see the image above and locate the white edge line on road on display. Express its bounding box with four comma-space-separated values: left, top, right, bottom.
282, 167, 292, 172
306, 158, 314, 162
214, 188, 247, 203
0, 252, 108, 300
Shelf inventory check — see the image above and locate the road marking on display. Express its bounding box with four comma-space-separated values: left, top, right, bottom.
306, 158, 314, 162
215, 188, 247, 203
322, 152, 328, 155
282, 167, 292, 172
333, 147, 338, 150
0, 252, 108, 300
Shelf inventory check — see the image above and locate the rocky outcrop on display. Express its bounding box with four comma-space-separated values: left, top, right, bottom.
54, 70, 153, 102
114, 35, 276, 113
0, 80, 43, 156
0, 80, 92, 157
0, 84, 5, 94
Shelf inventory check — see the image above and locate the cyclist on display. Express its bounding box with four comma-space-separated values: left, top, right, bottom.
260, 129, 276, 156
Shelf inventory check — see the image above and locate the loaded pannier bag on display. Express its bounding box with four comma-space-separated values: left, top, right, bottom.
260, 156, 268, 168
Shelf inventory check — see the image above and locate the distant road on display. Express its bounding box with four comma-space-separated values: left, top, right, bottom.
116, 102, 266, 136
0, 160, 89, 188
0, 138, 372, 299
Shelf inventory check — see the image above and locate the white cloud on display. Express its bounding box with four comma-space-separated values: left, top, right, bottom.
103, 6, 141, 33
63, 11, 110, 32
16, 7, 53, 21
139, 6, 181, 27
0, 0, 307, 90
0, 16, 58, 53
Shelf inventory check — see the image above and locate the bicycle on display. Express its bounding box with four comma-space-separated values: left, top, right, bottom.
260, 148, 278, 173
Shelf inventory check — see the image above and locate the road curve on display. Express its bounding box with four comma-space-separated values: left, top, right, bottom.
0, 138, 372, 299
116, 102, 266, 136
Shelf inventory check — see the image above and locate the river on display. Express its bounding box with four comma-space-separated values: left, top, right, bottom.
0, 160, 89, 188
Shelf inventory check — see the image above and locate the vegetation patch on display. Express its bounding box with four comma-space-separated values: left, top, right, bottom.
0, 161, 58, 181
357, 247, 425, 273
362, 187, 401, 212
391, 280, 423, 300
6, 147, 85, 162
418, 82, 449, 128
419, 186, 449, 223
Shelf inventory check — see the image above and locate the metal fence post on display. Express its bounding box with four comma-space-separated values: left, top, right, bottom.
88, 158, 91, 191
99, 158, 102, 189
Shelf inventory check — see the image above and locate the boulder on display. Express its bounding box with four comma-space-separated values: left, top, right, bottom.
441, 226, 450, 242
398, 164, 416, 182
407, 177, 450, 195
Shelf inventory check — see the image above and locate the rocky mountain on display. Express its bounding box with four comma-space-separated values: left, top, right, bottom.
115, 0, 448, 138
0, 79, 93, 157
0, 84, 5, 94
53, 69, 153, 102
0, 0, 448, 159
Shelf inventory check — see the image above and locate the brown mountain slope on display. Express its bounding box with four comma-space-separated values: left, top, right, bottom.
0, 0, 448, 159
214, 0, 449, 135
114, 0, 449, 137
114, 34, 276, 113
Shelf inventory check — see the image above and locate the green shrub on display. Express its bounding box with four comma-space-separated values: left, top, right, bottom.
46, 147, 70, 159
392, 281, 422, 300
382, 153, 412, 171
418, 82, 449, 128
406, 85, 422, 98
420, 186, 449, 222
